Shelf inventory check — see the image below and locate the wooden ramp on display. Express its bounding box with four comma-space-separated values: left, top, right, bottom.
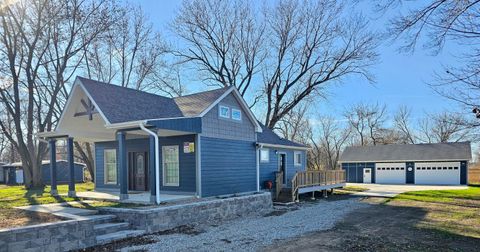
275, 170, 346, 202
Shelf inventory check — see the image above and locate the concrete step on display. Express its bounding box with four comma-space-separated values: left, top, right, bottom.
94, 222, 130, 236
96, 230, 146, 245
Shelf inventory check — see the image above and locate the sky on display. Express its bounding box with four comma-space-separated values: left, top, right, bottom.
136, 0, 465, 125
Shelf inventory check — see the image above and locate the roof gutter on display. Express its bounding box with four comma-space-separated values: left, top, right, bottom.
139, 123, 160, 205
256, 143, 310, 151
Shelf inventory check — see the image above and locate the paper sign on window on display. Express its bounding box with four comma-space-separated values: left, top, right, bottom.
184, 142, 195, 153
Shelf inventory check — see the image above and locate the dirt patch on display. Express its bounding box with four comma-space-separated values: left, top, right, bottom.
0, 209, 64, 229
267, 199, 479, 252
152, 225, 204, 236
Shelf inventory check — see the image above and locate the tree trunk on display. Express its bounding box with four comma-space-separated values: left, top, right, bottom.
74, 142, 95, 181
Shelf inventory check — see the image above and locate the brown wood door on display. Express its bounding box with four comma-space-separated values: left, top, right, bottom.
128, 152, 148, 191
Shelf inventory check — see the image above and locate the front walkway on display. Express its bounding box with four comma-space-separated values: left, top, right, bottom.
347, 183, 468, 197
15, 201, 103, 220
68, 191, 194, 204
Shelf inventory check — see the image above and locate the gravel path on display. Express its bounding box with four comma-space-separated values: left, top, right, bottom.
121, 198, 367, 252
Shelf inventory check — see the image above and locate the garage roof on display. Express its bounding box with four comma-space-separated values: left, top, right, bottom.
339, 142, 472, 163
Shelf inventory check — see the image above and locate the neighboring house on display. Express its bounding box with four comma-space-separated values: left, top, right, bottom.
1, 160, 85, 185
0, 162, 6, 184
38, 77, 308, 203
339, 142, 472, 185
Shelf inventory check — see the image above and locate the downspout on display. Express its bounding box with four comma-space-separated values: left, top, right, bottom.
256, 144, 263, 192
139, 123, 160, 205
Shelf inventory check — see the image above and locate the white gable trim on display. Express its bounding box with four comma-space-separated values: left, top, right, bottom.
198, 86, 262, 133
55, 77, 112, 131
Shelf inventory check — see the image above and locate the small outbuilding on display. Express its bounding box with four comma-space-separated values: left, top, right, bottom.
1, 160, 85, 185
339, 142, 471, 185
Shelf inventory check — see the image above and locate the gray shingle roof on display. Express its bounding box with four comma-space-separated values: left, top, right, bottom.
78, 77, 229, 124
339, 142, 472, 162
257, 124, 307, 148
173, 86, 231, 117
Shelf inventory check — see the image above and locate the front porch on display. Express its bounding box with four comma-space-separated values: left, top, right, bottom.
68, 191, 195, 204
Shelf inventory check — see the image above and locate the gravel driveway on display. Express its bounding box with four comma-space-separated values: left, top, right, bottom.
121, 197, 367, 252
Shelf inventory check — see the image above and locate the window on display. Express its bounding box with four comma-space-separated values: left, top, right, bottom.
294, 151, 302, 166
104, 149, 117, 184
219, 105, 230, 118
260, 148, 269, 162
231, 108, 242, 121
163, 145, 179, 186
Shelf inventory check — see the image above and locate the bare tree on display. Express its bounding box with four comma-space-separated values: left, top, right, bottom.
276, 102, 312, 144
394, 106, 417, 144
345, 103, 385, 146
377, 1, 480, 116
418, 112, 476, 143
171, 0, 265, 97
310, 116, 351, 170
0, 0, 113, 188
263, 0, 378, 129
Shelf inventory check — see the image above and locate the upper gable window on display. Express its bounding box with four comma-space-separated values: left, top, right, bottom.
219, 105, 230, 118
231, 108, 242, 121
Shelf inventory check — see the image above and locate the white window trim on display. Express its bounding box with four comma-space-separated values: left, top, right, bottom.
294, 151, 302, 166
219, 105, 230, 119
162, 145, 180, 187
260, 148, 269, 163
231, 108, 242, 121
104, 149, 117, 185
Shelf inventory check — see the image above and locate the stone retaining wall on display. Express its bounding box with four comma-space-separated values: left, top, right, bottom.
101, 192, 273, 233
0, 218, 97, 252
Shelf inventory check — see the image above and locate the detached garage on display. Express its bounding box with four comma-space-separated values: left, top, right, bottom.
339, 142, 471, 185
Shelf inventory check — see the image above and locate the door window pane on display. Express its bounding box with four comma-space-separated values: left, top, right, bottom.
163, 146, 179, 186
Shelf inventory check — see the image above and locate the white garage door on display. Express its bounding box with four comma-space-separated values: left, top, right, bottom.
376, 163, 406, 184
415, 162, 460, 185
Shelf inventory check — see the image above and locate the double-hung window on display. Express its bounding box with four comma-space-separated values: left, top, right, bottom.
260, 148, 269, 162
163, 145, 180, 186
294, 151, 302, 166
104, 149, 117, 184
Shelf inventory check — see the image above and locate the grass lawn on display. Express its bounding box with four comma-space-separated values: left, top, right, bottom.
388, 186, 480, 239
0, 182, 129, 229
334, 185, 369, 194
0, 182, 95, 209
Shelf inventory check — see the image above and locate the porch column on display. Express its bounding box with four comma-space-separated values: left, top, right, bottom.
67, 137, 76, 197
149, 134, 156, 203
117, 131, 128, 200
49, 139, 58, 196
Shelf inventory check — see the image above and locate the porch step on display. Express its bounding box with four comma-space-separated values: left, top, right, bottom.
94, 222, 130, 236
275, 188, 294, 203
96, 230, 146, 245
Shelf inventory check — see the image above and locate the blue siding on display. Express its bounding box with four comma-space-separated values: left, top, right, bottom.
259, 148, 306, 189
147, 118, 202, 133
200, 136, 256, 197
461, 161, 467, 185
95, 135, 197, 192
341, 162, 375, 183
41, 161, 84, 184
406, 162, 415, 184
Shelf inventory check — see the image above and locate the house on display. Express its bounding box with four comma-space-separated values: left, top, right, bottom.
1, 160, 85, 185
339, 142, 472, 185
38, 77, 310, 203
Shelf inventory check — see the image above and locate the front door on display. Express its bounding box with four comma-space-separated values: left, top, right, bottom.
128, 152, 148, 191
363, 168, 372, 183
279, 153, 286, 185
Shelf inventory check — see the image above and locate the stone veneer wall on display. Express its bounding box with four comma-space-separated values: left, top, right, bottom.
0, 218, 97, 252
101, 192, 273, 233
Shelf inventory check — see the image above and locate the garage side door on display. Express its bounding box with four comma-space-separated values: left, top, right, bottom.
376, 163, 406, 184
415, 162, 460, 185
